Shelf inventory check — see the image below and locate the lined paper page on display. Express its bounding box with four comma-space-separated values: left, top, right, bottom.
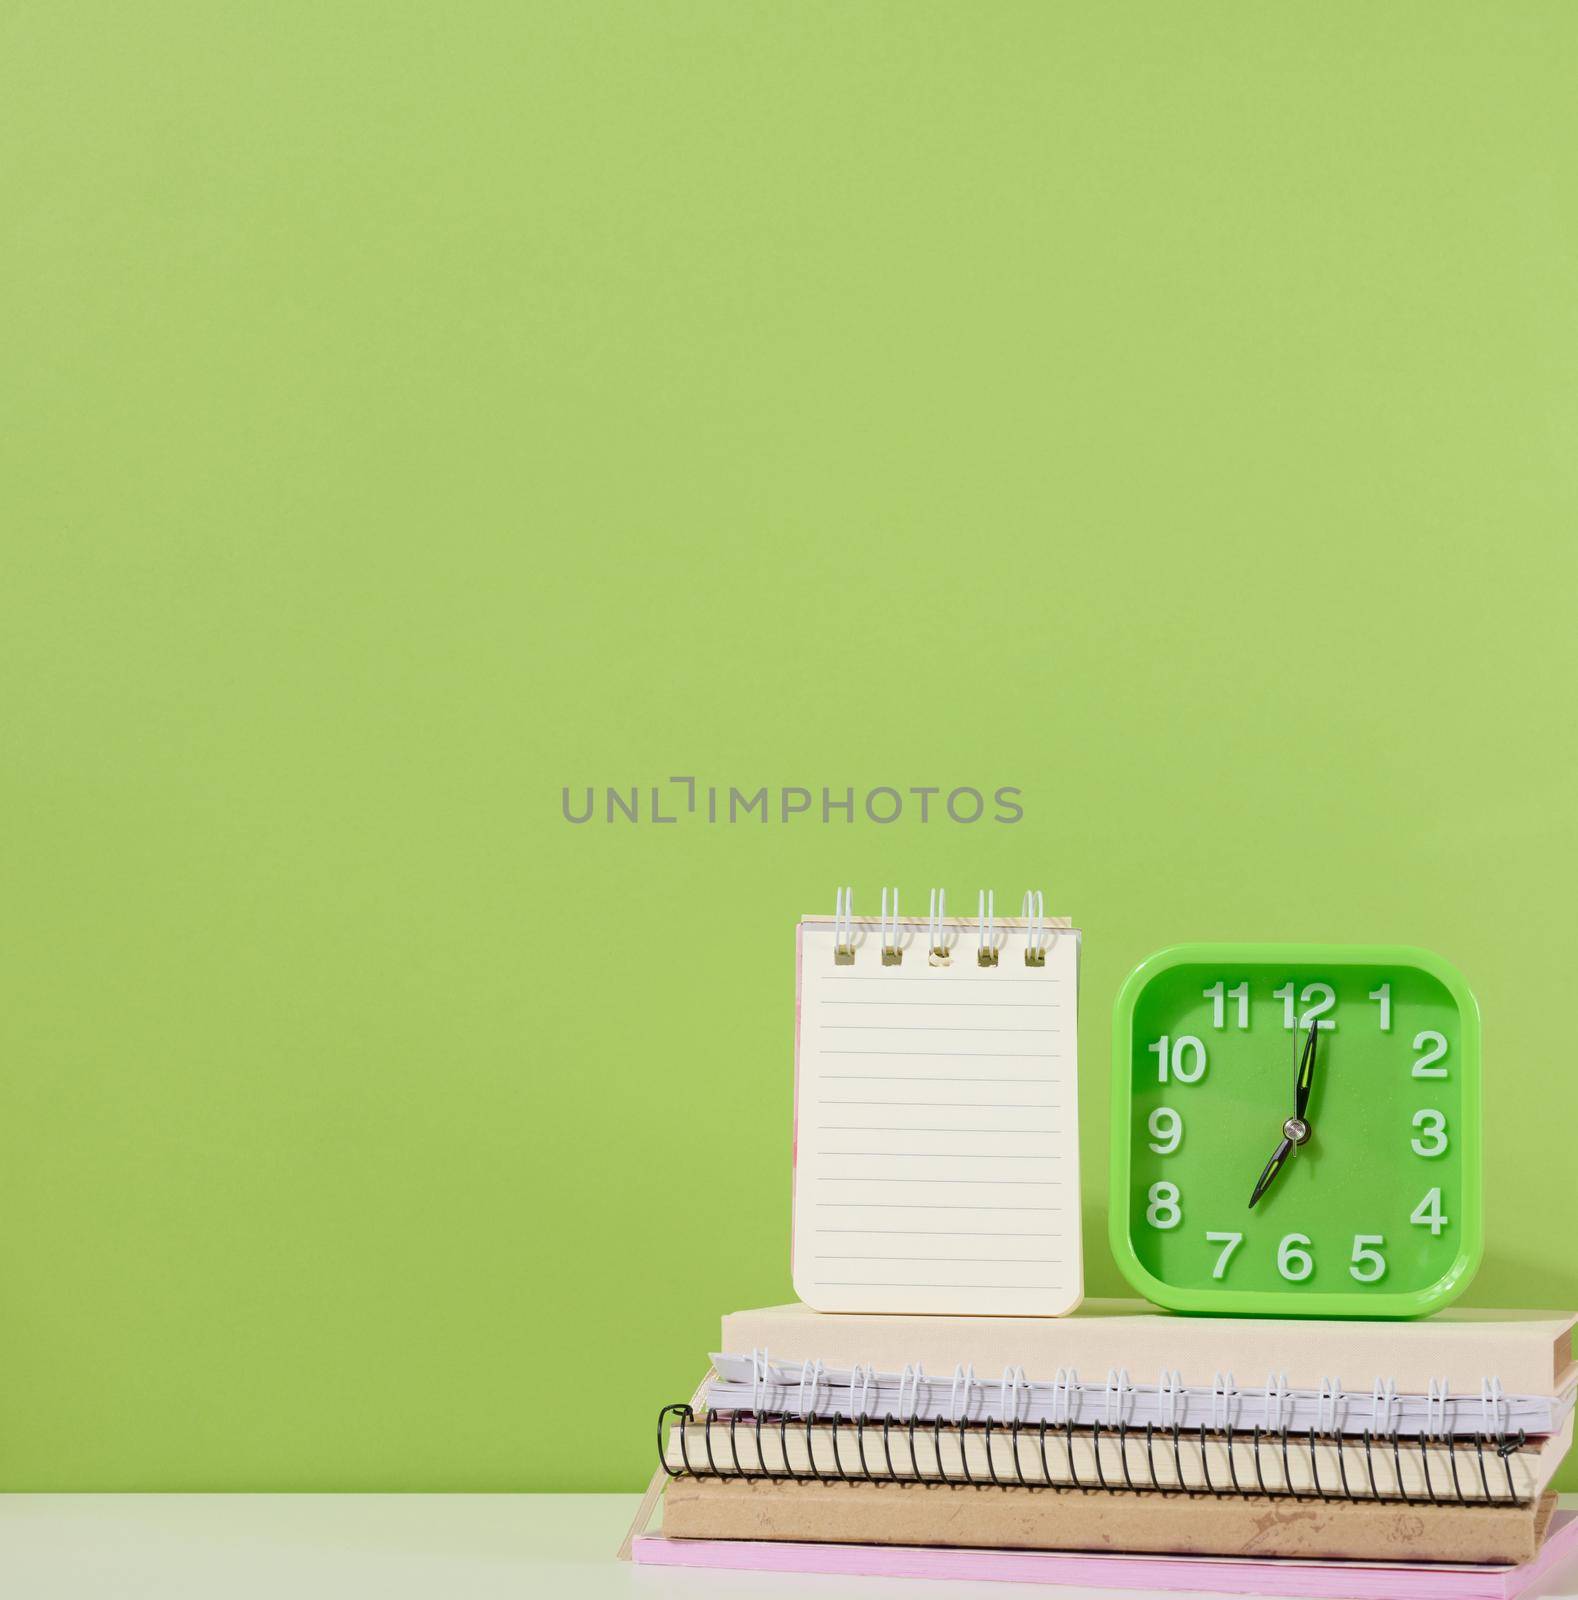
791, 914, 1082, 1316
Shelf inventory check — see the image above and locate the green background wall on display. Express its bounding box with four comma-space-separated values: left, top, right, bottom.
3, 3, 1576, 1491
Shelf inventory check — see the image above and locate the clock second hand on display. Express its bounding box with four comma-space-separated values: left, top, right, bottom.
1247, 1021, 1320, 1209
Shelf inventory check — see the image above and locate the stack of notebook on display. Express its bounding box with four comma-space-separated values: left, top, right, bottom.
621, 900, 1578, 1593
625, 1299, 1578, 1596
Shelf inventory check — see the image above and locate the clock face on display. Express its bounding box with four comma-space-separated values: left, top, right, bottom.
1110, 945, 1481, 1317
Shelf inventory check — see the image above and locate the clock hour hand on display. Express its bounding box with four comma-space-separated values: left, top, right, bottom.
1248, 1135, 1294, 1209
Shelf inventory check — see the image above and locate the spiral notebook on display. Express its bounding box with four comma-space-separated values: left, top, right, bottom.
618, 1300, 1578, 1566
704, 1353, 1574, 1439
647, 1384, 1572, 1568
792, 889, 1082, 1316
720, 1301, 1578, 1402
657, 1404, 1571, 1504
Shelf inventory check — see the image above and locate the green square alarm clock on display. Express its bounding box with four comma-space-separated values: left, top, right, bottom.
1110, 945, 1481, 1317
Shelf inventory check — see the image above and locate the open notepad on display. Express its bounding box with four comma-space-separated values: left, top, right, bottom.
791, 892, 1081, 1316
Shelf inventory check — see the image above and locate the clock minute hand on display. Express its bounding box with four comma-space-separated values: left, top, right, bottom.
1248, 1134, 1293, 1209
1294, 1020, 1319, 1122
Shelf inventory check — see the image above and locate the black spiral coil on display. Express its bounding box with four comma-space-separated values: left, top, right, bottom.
656, 1404, 1530, 1505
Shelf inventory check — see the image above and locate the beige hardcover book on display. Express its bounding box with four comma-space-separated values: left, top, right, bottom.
722, 1301, 1578, 1397
660, 1475, 1558, 1566
663, 1410, 1572, 1505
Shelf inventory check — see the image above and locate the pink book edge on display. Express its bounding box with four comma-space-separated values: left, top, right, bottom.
789, 919, 802, 1290
632, 1511, 1578, 1600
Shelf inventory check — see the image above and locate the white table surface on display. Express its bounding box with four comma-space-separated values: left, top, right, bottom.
0, 1493, 1573, 1600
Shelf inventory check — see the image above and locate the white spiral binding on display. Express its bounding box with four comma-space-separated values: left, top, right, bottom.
879, 887, 901, 961
797, 1358, 825, 1416
1052, 1367, 1078, 1425
1426, 1378, 1452, 1440
1103, 1368, 1134, 1427
829, 886, 1053, 968
1371, 1377, 1399, 1435
749, 1347, 772, 1413
977, 891, 999, 964
897, 1363, 927, 1421
715, 1356, 1549, 1442
926, 887, 948, 960
1263, 1372, 1290, 1430
832, 886, 855, 958
1158, 1370, 1184, 1429
1211, 1372, 1238, 1432
949, 1363, 977, 1423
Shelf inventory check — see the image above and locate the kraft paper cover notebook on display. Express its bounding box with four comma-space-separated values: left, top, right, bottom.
792, 888, 1082, 1316
656, 1477, 1561, 1567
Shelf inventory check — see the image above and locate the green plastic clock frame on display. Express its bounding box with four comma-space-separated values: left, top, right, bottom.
1110, 943, 1482, 1318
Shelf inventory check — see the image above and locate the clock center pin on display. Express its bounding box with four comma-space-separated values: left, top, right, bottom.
1283, 1116, 1310, 1146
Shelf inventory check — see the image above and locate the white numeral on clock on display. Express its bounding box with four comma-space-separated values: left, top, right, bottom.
1148, 1036, 1207, 1084
1277, 1233, 1314, 1281
1412, 1031, 1448, 1077
1204, 981, 1249, 1030
1206, 1231, 1242, 1279
1273, 983, 1294, 1027
1411, 1109, 1448, 1157
1274, 982, 1336, 1030
1146, 1181, 1181, 1229
1147, 1107, 1183, 1155
1410, 1187, 1448, 1236
1369, 983, 1392, 1031
1349, 1234, 1386, 1282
